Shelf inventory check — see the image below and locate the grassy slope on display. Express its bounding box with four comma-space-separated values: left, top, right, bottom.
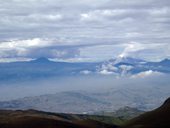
121, 98, 170, 128
0, 98, 169, 128
0, 109, 119, 128
94, 106, 144, 120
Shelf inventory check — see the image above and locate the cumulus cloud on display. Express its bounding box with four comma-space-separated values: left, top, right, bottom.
0, 38, 80, 59
99, 69, 115, 75
117, 42, 170, 61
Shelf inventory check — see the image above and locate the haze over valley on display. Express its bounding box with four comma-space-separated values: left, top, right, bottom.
0, 57, 169, 113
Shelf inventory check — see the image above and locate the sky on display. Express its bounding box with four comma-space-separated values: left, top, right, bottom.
0, 0, 170, 62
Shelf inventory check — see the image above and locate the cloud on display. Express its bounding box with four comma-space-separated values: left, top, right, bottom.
0, 38, 80, 59
131, 70, 163, 78
0, 38, 169, 62
117, 42, 170, 61
25, 47, 80, 59
0, 0, 170, 62
99, 69, 116, 75
27, 14, 63, 22
118, 42, 145, 58
80, 9, 129, 22
150, 7, 170, 16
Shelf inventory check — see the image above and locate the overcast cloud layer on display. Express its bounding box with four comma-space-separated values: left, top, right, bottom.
0, 0, 170, 62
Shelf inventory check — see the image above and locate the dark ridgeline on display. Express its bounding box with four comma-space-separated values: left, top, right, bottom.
120, 97, 170, 128
0, 97, 170, 128
0, 109, 118, 128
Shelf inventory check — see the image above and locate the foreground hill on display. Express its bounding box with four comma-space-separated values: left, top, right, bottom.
0, 97, 170, 128
121, 97, 170, 128
0, 109, 119, 128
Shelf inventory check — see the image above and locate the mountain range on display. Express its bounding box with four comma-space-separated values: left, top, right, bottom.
0, 57, 170, 82
0, 84, 169, 113
97, 56, 170, 76
0, 57, 98, 83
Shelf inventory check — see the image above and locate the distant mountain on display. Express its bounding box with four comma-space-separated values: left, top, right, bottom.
146, 58, 170, 68
97, 57, 170, 76
30, 57, 54, 63
0, 85, 169, 113
0, 57, 99, 82
114, 56, 145, 65
0, 57, 169, 83
158, 59, 170, 66
121, 97, 170, 128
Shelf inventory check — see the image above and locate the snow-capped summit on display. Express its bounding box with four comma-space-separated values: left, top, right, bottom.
113, 56, 145, 65
98, 56, 144, 76
98, 56, 170, 76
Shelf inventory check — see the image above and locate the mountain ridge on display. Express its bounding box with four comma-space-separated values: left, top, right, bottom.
0, 109, 118, 128
121, 97, 170, 128
0, 97, 170, 128
0, 57, 169, 83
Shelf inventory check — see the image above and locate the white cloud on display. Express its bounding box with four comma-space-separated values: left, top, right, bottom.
125, 32, 143, 38
28, 14, 63, 22
119, 42, 144, 58
80, 9, 130, 22
99, 69, 115, 75
0, 38, 49, 49
150, 7, 170, 16
117, 42, 170, 61
131, 70, 163, 78
0, 38, 81, 59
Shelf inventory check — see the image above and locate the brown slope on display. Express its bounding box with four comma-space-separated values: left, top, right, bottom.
0, 109, 117, 128
120, 97, 170, 128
